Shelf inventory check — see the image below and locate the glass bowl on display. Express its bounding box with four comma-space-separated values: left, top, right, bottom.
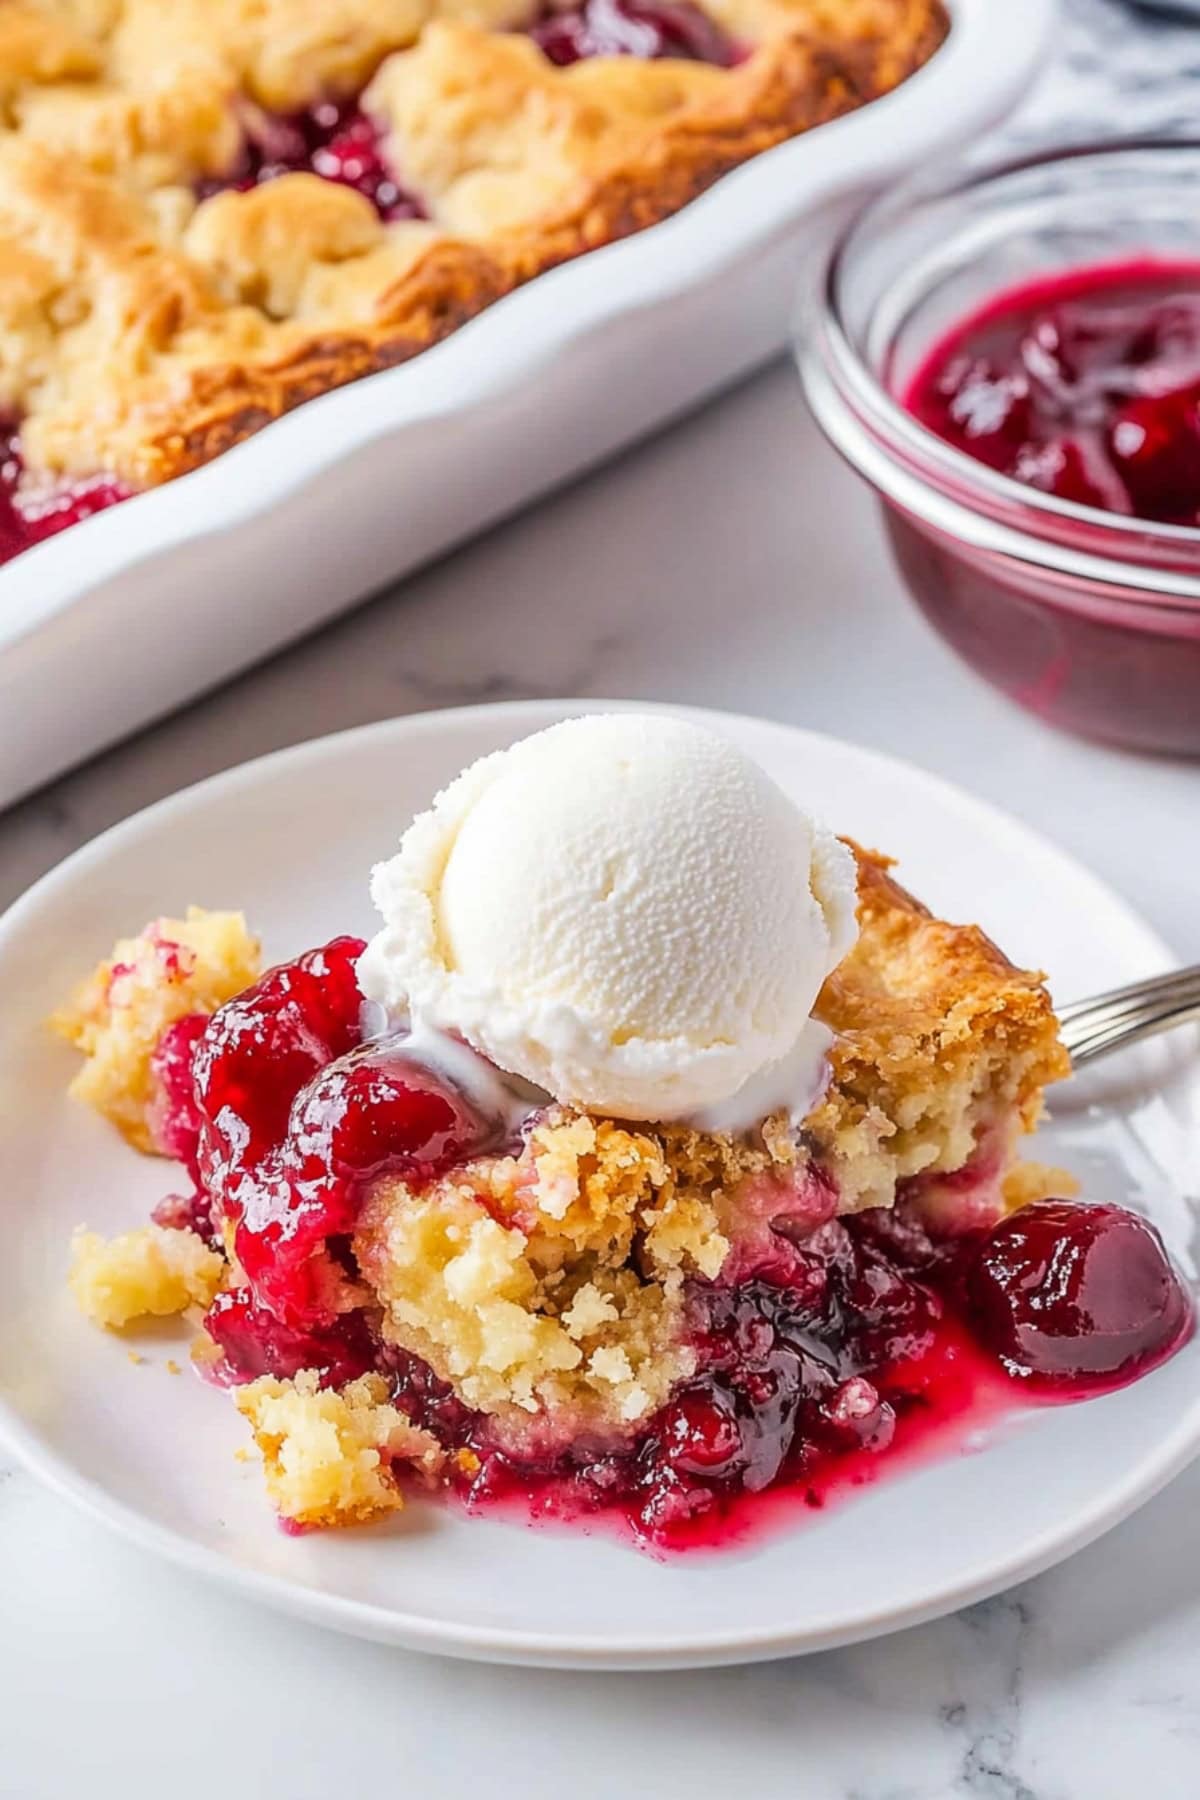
796, 140, 1200, 757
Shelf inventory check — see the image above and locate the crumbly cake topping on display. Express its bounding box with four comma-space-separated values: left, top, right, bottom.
51, 907, 261, 1153
810, 846, 1070, 1210
69, 1222, 224, 1328
235, 1369, 444, 1528
0, 0, 945, 486
354, 1107, 739, 1448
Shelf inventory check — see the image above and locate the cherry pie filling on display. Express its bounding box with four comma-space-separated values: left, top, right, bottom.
149, 938, 1191, 1549
529, 0, 739, 69
904, 260, 1200, 524
892, 260, 1200, 755
0, 425, 129, 568
0, 2, 736, 571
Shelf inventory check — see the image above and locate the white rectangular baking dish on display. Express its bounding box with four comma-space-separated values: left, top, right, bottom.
0, 0, 1053, 810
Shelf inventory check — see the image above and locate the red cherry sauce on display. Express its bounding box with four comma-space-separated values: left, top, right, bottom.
195, 99, 425, 221
198, 2, 738, 217
966, 1199, 1191, 1391
905, 261, 1200, 523
530, 0, 738, 67
148, 1015, 210, 1174
204, 1287, 378, 1388
191, 936, 494, 1354
893, 259, 1200, 754
419, 1233, 1023, 1554
0, 422, 128, 569
152, 941, 1193, 1551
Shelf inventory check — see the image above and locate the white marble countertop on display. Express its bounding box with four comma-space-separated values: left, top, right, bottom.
3, 4, 1200, 1796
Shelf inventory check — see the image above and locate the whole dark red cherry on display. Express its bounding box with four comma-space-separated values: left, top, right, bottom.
1107, 381, 1200, 523
203, 1286, 376, 1387
288, 1049, 490, 1183
658, 1383, 745, 1476
966, 1200, 1191, 1389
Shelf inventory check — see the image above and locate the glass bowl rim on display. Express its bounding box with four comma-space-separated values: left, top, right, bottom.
807, 135, 1200, 599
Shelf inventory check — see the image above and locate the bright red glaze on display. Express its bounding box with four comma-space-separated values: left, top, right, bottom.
890, 260, 1200, 755
196, 100, 424, 221
0, 425, 127, 568
149, 1014, 209, 1173
151, 941, 1193, 1550
558, 1322, 1012, 1554
966, 1199, 1192, 1389
204, 1287, 376, 1388
148, 1013, 221, 1243
194, 936, 367, 1163
530, 0, 736, 66
905, 261, 1200, 524
193, 937, 493, 1331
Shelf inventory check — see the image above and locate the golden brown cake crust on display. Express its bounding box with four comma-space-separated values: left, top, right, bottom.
821, 841, 1068, 1096
1, 0, 947, 486
127, 237, 512, 486
810, 843, 1070, 1207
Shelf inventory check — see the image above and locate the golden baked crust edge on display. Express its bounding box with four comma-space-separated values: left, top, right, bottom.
810, 841, 1071, 1207
121, 2, 947, 484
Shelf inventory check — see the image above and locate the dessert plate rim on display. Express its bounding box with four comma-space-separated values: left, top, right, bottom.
1, 697, 1197, 1671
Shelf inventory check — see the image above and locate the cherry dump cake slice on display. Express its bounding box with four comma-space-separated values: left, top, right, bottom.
56, 717, 1190, 1548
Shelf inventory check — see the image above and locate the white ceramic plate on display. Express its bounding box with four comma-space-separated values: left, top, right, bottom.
0, 0, 1055, 809
1, 699, 1196, 1671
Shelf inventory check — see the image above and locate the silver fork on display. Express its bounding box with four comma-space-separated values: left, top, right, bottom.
1058, 965, 1200, 1069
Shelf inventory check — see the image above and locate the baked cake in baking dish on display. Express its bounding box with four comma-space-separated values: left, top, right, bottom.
58, 716, 1195, 1550
0, 0, 946, 561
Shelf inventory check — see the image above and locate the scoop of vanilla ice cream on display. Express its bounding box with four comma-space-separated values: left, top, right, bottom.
357, 713, 859, 1124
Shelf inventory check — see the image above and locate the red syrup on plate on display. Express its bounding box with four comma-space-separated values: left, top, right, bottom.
411, 1290, 1022, 1557
156, 941, 1193, 1551
194, 99, 425, 221
893, 259, 1200, 755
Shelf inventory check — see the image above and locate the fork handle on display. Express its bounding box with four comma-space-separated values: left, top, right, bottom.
1058, 964, 1200, 1068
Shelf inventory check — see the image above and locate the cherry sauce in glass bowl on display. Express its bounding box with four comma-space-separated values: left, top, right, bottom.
797, 142, 1200, 756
